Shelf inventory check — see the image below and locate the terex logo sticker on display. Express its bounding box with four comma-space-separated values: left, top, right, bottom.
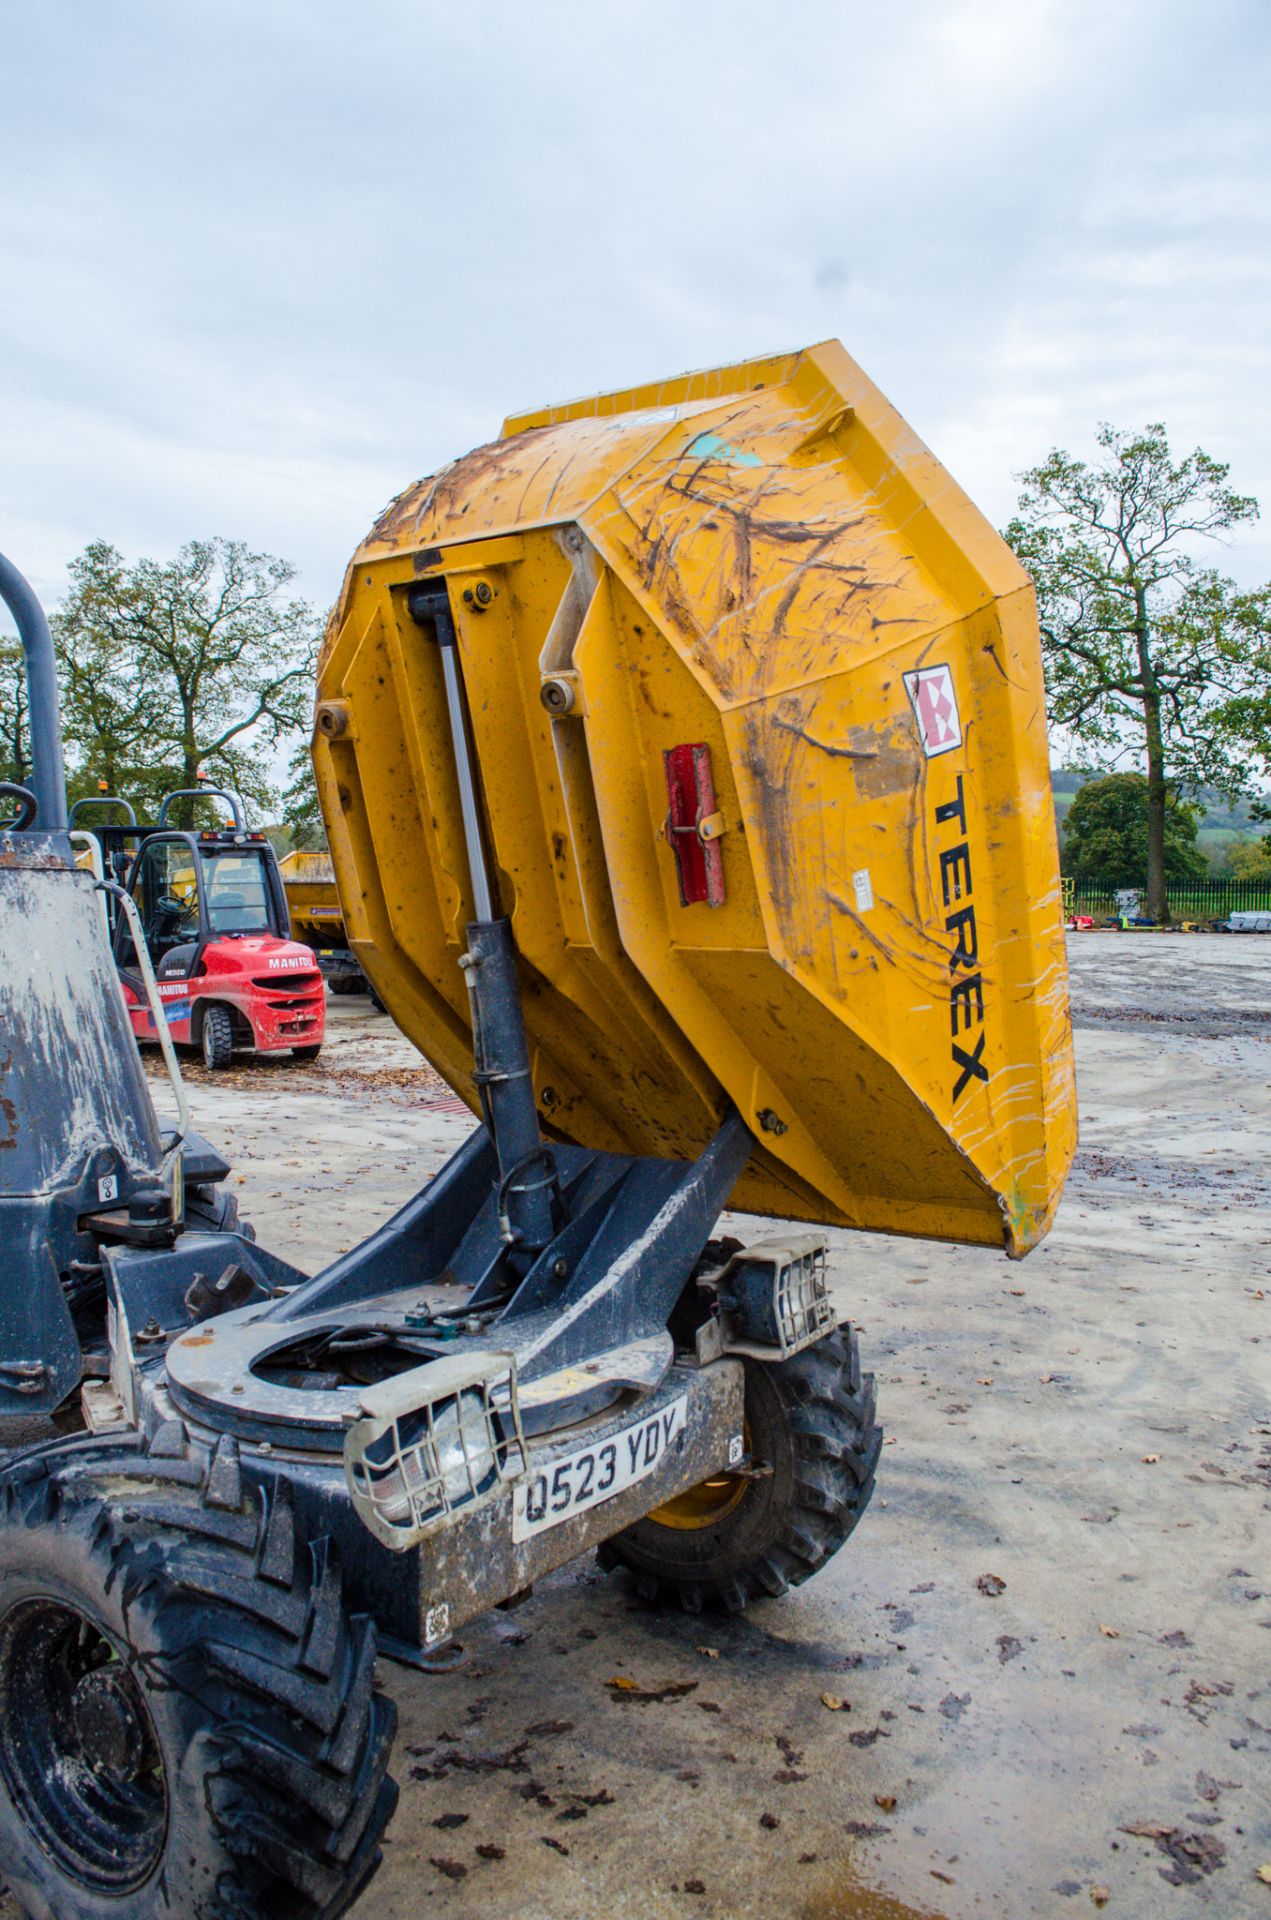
903, 663, 962, 758
933, 773, 990, 1103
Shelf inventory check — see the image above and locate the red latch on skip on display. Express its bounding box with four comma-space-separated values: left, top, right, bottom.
663, 743, 726, 907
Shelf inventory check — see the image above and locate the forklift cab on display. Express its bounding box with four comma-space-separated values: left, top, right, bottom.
114, 831, 291, 977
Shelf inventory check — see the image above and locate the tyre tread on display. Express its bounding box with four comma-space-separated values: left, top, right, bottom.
0, 1432, 396, 1920
600, 1326, 880, 1614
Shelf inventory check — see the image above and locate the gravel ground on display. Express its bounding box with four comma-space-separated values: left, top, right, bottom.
3, 931, 1268, 1919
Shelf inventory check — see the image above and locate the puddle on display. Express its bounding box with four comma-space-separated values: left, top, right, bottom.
803, 1868, 946, 1920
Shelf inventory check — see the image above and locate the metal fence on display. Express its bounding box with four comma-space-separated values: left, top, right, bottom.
1063, 875, 1271, 921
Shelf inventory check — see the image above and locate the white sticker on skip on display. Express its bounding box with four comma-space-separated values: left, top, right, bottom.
852, 868, 874, 913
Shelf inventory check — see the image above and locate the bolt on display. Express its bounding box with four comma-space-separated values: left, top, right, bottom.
540, 678, 575, 715
552, 1258, 569, 1280
473, 580, 493, 607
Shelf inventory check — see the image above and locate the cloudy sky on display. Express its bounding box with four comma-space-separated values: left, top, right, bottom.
3, 0, 1270, 630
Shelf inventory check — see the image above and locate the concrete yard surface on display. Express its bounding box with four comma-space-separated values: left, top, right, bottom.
4, 933, 1266, 1919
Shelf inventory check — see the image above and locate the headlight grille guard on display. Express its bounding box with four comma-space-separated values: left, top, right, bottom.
344, 1348, 527, 1552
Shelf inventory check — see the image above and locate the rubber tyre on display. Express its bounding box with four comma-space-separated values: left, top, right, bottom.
184, 1184, 256, 1244
327, 975, 359, 997
200, 1005, 234, 1070
0, 1433, 398, 1920
598, 1327, 880, 1613
292, 1044, 322, 1063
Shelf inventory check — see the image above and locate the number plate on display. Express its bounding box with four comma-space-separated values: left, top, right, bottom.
512, 1395, 688, 1542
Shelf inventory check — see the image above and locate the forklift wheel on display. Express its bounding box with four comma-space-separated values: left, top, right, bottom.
200, 1005, 235, 1070
598, 1328, 880, 1613
0, 1435, 398, 1920
292, 1044, 322, 1062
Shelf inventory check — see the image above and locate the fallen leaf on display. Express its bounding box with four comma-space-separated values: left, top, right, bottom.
430, 1857, 467, 1880
875, 1794, 897, 1812
605, 1677, 697, 1703
977, 1377, 994, 1386
432, 1812, 468, 1830
1090, 1887, 1110, 1908
976, 1573, 1007, 1597
939, 1692, 971, 1721
1142, 1453, 1161, 1464
931, 1869, 955, 1885
820, 1693, 851, 1712
1098, 1624, 1121, 1639
684, 1879, 706, 1895
696, 1646, 720, 1660
996, 1635, 1023, 1664
476, 1843, 505, 1861
1118, 1824, 1226, 1883
542, 1836, 570, 1856
1257, 1864, 1271, 1885
760, 1811, 780, 1830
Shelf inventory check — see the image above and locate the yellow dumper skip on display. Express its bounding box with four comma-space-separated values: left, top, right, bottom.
278, 848, 345, 942
314, 341, 1075, 1256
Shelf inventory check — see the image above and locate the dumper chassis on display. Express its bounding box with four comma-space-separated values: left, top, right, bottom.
0, 547, 880, 1918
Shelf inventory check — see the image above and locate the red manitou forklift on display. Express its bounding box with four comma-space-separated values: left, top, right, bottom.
109, 785, 326, 1068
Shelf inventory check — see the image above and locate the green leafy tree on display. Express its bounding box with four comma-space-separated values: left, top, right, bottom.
54, 539, 319, 824
1226, 837, 1271, 883
281, 736, 326, 850
0, 636, 30, 787
1061, 773, 1205, 890
1006, 424, 1271, 920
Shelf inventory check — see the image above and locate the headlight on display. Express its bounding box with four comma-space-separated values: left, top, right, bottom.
344, 1354, 525, 1551
433, 1393, 497, 1507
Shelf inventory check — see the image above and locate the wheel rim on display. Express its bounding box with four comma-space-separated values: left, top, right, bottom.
0, 1597, 168, 1892
202, 1022, 215, 1066
646, 1421, 752, 1531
